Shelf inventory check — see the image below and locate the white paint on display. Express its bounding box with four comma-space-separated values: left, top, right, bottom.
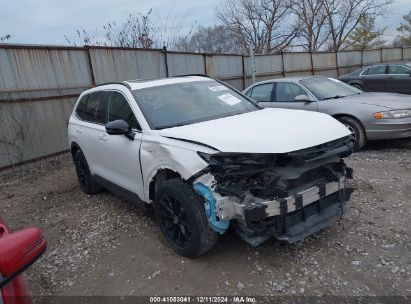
159, 108, 351, 153
69, 80, 350, 206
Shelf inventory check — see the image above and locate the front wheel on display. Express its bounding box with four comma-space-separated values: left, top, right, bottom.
154, 178, 218, 258
337, 116, 366, 151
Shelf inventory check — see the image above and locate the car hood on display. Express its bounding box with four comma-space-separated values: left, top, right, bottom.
335, 93, 411, 109
158, 108, 350, 153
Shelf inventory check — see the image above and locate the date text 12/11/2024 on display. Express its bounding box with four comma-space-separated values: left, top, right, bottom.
149, 296, 257, 303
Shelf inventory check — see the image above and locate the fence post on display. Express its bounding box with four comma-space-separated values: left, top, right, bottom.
380, 48, 383, 63
335, 51, 340, 77
203, 53, 208, 76
360, 48, 364, 67
281, 51, 286, 77
401, 47, 404, 60
250, 45, 256, 84
85, 46, 96, 85
162, 46, 169, 77
241, 54, 246, 89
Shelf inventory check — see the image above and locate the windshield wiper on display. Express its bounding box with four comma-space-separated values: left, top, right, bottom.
154, 123, 187, 130
323, 95, 346, 100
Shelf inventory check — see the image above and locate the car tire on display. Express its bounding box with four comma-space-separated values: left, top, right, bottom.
73, 150, 103, 195
337, 116, 366, 151
154, 178, 218, 258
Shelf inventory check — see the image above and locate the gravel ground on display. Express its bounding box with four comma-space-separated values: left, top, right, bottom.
0, 140, 410, 297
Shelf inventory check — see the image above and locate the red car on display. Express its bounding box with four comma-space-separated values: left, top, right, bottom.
0, 214, 47, 304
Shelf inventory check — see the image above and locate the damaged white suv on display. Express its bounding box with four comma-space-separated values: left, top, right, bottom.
68, 75, 354, 257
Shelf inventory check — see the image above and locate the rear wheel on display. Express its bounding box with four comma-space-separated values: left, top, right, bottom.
337, 116, 366, 151
73, 150, 103, 195
154, 178, 218, 258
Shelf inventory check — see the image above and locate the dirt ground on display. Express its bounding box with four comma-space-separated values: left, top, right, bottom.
1, 140, 411, 297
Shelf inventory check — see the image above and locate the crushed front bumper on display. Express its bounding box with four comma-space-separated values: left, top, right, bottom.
234, 179, 353, 246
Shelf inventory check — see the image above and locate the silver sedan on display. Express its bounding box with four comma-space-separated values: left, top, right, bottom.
243, 76, 411, 150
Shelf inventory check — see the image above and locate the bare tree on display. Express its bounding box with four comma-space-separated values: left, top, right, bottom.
65, 11, 155, 48
322, 0, 392, 51
174, 25, 242, 54
65, 7, 190, 49
291, 0, 330, 51
216, 0, 298, 54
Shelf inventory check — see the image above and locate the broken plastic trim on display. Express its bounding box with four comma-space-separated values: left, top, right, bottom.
194, 183, 230, 234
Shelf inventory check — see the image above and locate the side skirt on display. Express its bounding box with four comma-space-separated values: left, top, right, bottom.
93, 175, 148, 210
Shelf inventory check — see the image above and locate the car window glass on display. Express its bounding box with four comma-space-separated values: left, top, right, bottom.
75, 94, 88, 120
84, 92, 106, 124
300, 77, 362, 101
107, 92, 140, 130
132, 80, 258, 129
244, 88, 253, 97
249, 84, 274, 102
274, 82, 307, 102
365, 66, 386, 75
388, 65, 411, 74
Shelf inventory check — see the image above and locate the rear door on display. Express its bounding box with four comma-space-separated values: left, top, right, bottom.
386, 64, 411, 94
260, 81, 318, 112
247, 83, 274, 103
361, 65, 388, 92
74, 91, 108, 177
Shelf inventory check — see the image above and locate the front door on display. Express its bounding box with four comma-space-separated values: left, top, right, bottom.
97, 90, 145, 199
259, 81, 318, 112
361, 65, 387, 92
386, 65, 411, 94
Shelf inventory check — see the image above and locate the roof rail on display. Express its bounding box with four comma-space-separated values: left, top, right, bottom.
172, 74, 212, 78
94, 81, 132, 89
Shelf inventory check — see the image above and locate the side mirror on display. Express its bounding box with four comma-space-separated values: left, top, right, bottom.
105, 120, 134, 140
0, 227, 47, 288
294, 95, 313, 102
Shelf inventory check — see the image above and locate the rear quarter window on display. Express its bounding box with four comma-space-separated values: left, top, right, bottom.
84, 92, 107, 124
75, 94, 88, 120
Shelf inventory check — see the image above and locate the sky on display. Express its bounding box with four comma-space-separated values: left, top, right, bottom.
0, 0, 410, 46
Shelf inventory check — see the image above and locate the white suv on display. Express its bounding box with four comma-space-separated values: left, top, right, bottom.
68, 75, 354, 257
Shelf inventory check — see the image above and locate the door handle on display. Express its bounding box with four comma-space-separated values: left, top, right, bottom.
98, 134, 108, 141
76, 128, 82, 134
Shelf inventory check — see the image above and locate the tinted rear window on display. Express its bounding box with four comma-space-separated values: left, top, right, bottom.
75, 94, 88, 120
84, 92, 107, 124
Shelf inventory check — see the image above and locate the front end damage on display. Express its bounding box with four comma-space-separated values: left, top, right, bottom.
192, 136, 355, 247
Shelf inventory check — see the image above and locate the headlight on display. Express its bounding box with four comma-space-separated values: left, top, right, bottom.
373, 109, 411, 119
197, 152, 271, 165
197, 152, 213, 163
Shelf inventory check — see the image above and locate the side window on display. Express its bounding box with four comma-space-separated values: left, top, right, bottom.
249, 84, 274, 102
388, 65, 411, 75
107, 92, 140, 130
274, 82, 307, 102
365, 65, 386, 75
84, 92, 107, 124
75, 94, 88, 120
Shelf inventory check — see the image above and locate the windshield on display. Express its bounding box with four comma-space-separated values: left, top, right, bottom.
300, 77, 363, 101
132, 80, 259, 129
